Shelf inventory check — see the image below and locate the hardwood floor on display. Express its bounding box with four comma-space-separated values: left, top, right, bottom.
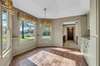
63, 41, 79, 49
10, 47, 88, 66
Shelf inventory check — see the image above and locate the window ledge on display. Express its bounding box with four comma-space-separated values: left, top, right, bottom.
20, 38, 35, 41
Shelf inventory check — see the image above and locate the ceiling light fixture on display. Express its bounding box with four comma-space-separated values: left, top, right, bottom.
43, 8, 47, 18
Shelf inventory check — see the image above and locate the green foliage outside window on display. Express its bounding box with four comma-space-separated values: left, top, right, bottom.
20, 20, 36, 40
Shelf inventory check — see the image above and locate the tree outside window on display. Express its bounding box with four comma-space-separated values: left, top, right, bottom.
42, 24, 51, 39
20, 20, 36, 40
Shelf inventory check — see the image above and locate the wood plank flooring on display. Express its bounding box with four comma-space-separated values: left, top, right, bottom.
10, 47, 88, 66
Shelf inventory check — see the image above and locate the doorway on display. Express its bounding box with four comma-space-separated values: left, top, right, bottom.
67, 27, 74, 40
63, 24, 79, 49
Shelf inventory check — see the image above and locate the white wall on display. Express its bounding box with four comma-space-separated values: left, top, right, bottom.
80, 15, 88, 36
52, 21, 63, 47
12, 38, 36, 56
79, 0, 99, 66
51, 16, 80, 47
88, 0, 99, 66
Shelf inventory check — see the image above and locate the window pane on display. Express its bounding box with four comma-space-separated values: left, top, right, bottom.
0, 7, 1, 56
20, 20, 36, 40
42, 24, 51, 38
2, 8, 9, 52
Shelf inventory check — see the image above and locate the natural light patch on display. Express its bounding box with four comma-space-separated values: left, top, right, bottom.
52, 48, 71, 52
28, 51, 76, 66
68, 51, 83, 56
52, 48, 83, 55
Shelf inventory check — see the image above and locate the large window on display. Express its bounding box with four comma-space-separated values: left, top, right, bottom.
1, 8, 9, 53
20, 20, 36, 40
0, 0, 13, 57
0, 5, 1, 56
42, 24, 51, 39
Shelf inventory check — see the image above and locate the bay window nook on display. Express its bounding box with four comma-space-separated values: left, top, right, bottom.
0, 0, 100, 66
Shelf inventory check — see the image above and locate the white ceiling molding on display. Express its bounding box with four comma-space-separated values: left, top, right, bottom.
63, 22, 76, 25
12, 0, 90, 18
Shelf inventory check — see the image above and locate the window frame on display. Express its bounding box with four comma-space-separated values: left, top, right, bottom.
20, 19, 36, 40
1, 6, 10, 55
42, 24, 52, 39
0, 3, 2, 57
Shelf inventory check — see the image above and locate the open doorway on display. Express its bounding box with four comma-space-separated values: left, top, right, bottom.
67, 27, 74, 40
63, 25, 75, 44
63, 24, 78, 49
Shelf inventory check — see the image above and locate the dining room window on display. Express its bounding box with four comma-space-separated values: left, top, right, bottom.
20, 20, 36, 40
42, 24, 51, 39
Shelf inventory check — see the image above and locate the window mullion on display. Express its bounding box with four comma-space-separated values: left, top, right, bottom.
22, 21, 24, 39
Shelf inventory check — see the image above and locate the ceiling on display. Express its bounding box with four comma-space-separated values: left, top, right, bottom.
12, 0, 90, 19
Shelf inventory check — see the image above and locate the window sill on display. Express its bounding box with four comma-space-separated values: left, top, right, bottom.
42, 36, 51, 39
20, 38, 35, 41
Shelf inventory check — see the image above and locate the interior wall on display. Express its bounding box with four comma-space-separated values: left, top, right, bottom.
88, 0, 99, 65
51, 16, 80, 47
80, 0, 99, 66
52, 21, 63, 47
80, 15, 88, 36
75, 22, 81, 44
79, 13, 98, 66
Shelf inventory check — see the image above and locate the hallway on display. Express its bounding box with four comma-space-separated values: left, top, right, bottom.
10, 47, 87, 66
64, 41, 79, 49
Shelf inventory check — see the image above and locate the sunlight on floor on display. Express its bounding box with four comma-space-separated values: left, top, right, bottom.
52, 48, 83, 55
